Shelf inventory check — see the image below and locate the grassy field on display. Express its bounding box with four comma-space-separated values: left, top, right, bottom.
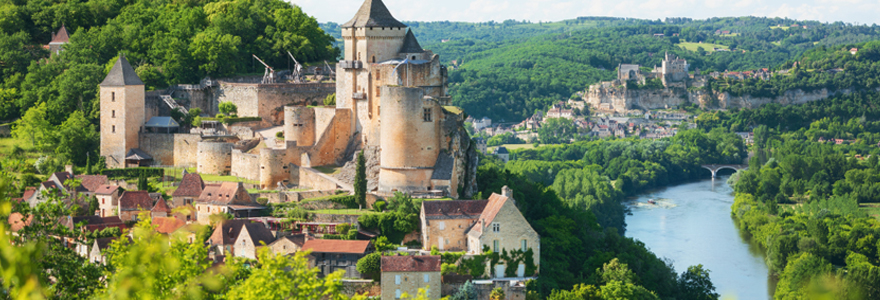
769, 26, 791, 30
719, 33, 740, 37
487, 143, 536, 153
162, 167, 259, 184
677, 42, 729, 52
312, 209, 372, 215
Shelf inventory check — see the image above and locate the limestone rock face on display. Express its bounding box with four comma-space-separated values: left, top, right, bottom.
336, 145, 381, 192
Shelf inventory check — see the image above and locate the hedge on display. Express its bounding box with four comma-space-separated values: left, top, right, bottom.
302, 194, 359, 209
201, 116, 262, 125
103, 168, 164, 179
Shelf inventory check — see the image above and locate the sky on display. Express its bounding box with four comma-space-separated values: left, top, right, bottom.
288, 0, 880, 26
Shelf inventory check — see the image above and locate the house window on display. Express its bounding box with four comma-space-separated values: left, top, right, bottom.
111, 125, 115, 133
102, 199, 105, 204
395, 289, 401, 299
423, 274, 429, 283
423, 108, 432, 122
493, 240, 499, 252
395, 275, 401, 285
111, 110, 115, 118
522, 240, 527, 251
492, 223, 500, 233
111, 92, 115, 102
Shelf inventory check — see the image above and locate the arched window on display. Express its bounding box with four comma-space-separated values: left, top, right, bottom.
371, 56, 376, 63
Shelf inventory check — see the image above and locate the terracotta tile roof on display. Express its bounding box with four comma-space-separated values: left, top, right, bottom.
173, 173, 205, 197
381, 255, 441, 272
51, 172, 73, 185
241, 223, 275, 246
75, 175, 109, 192
49, 25, 70, 44
22, 187, 36, 200
152, 217, 187, 234
151, 197, 171, 214
94, 185, 120, 195
209, 219, 252, 246
119, 191, 153, 211
8, 213, 32, 232
198, 182, 248, 205
273, 234, 311, 247
301, 239, 371, 254
422, 200, 487, 218
473, 193, 509, 234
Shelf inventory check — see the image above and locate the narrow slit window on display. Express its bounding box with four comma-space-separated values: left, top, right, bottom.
423, 108, 432, 122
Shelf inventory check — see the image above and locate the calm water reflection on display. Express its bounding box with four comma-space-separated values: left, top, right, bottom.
625, 176, 774, 300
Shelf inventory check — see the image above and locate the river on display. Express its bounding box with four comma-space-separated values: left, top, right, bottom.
625, 176, 774, 300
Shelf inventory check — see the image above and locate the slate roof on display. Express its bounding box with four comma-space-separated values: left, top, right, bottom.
240, 223, 275, 247
431, 151, 454, 180
94, 185, 120, 195
51, 172, 73, 185
94, 237, 119, 251
62, 215, 123, 231
118, 191, 153, 211
125, 148, 152, 161
50, 25, 70, 44
342, 0, 406, 28
76, 175, 109, 192
100, 54, 144, 87
399, 29, 425, 53
144, 116, 180, 128
471, 193, 508, 234
494, 147, 509, 154
422, 200, 487, 219
173, 173, 205, 197
272, 234, 310, 247
381, 255, 441, 272
301, 239, 371, 254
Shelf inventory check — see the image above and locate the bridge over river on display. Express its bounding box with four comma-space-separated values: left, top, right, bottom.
701, 164, 748, 178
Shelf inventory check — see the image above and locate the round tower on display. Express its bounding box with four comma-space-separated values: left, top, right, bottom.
378, 86, 440, 193
259, 148, 287, 189
197, 142, 233, 175
284, 106, 316, 146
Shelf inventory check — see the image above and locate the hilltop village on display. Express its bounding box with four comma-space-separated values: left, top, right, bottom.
10, 0, 539, 299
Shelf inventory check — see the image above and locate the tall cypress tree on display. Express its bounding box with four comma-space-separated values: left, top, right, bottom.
355, 150, 367, 207
137, 170, 149, 191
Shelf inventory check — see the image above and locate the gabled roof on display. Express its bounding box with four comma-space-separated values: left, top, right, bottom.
422, 200, 487, 219
381, 255, 441, 272
198, 182, 249, 205
50, 25, 70, 44
471, 193, 509, 234
301, 239, 371, 254
40, 181, 60, 191
173, 173, 205, 197
271, 234, 311, 247
152, 216, 187, 234
144, 116, 180, 128
94, 185, 121, 195
494, 147, 509, 154
100, 54, 144, 87
342, 0, 406, 28
94, 237, 120, 251
210, 219, 252, 246
22, 187, 36, 201
118, 191, 153, 211
51, 172, 73, 185
151, 197, 171, 214
399, 29, 425, 53
240, 223, 275, 247
125, 148, 152, 161
76, 175, 109, 192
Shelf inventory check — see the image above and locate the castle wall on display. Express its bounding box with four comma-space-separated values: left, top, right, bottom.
307, 108, 353, 166
197, 142, 233, 175
231, 150, 260, 182
173, 134, 202, 168
214, 82, 334, 126
173, 88, 213, 115
144, 90, 168, 122
259, 148, 289, 189
378, 86, 440, 193
284, 106, 316, 146
299, 167, 344, 191
138, 133, 175, 165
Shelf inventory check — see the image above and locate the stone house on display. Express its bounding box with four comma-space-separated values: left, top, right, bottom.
62, 215, 124, 233
172, 173, 204, 208
28, 180, 64, 208
150, 197, 172, 219
117, 191, 154, 222
74, 175, 110, 196
208, 219, 252, 257
381, 255, 441, 300
195, 182, 259, 224
269, 233, 312, 256
420, 200, 488, 251
95, 185, 121, 217
89, 237, 118, 264
232, 222, 276, 260
493, 147, 509, 163
301, 239, 373, 278
466, 186, 540, 278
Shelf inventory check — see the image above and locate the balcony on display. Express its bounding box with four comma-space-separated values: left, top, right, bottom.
339, 60, 363, 70
352, 92, 367, 100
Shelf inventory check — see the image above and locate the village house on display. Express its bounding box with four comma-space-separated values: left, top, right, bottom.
269, 233, 312, 256
150, 197, 172, 219
473, 117, 492, 132
117, 190, 154, 222
74, 175, 109, 196
302, 239, 373, 278
420, 200, 488, 251
472, 137, 487, 154
208, 219, 252, 257
493, 147, 509, 163
194, 182, 260, 224
172, 173, 204, 208
62, 215, 124, 233
381, 255, 442, 300
95, 185, 121, 217
232, 222, 276, 260
89, 237, 128, 264
466, 186, 540, 278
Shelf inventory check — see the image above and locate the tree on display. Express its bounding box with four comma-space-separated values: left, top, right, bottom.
225, 249, 357, 299
355, 150, 367, 207
55, 110, 99, 166
218, 102, 237, 116
88, 196, 99, 216
490, 287, 505, 300
678, 265, 720, 300
12, 102, 52, 150
324, 93, 336, 106
451, 281, 479, 300
356, 252, 381, 279
137, 171, 149, 191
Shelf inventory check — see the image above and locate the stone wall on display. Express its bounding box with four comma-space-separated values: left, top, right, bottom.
442, 281, 526, 300
310, 213, 361, 224
214, 82, 334, 125
173, 134, 202, 168
381, 271, 442, 300
340, 280, 380, 298
299, 167, 344, 191
378, 86, 440, 194
197, 142, 233, 175
283, 190, 338, 203
138, 133, 175, 165
422, 217, 475, 251
231, 150, 260, 182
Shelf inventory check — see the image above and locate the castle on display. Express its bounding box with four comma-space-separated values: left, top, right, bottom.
586, 52, 702, 113
98, 0, 478, 198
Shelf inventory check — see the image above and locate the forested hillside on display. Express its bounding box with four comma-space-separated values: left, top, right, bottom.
320, 16, 880, 122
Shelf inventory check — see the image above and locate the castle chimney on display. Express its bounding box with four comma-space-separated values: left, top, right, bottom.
65, 165, 74, 175
501, 185, 512, 198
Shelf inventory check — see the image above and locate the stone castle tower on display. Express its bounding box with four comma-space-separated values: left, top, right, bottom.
99, 55, 145, 169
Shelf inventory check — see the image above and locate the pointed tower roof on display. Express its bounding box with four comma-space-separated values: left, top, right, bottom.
100, 54, 144, 87
342, 0, 406, 28
49, 24, 70, 44
399, 29, 424, 53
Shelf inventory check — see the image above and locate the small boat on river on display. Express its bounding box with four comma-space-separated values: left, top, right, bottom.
647, 199, 656, 205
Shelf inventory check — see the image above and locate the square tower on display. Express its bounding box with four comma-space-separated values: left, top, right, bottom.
99, 55, 145, 169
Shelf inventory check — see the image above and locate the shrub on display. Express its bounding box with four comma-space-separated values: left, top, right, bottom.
373, 200, 386, 212
102, 168, 165, 179
219, 102, 238, 115
256, 197, 269, 205
275, 131, 283, 139
356, 252, 381, 279
324, 93, 336, 106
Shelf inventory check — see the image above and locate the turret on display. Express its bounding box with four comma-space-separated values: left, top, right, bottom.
99, 54, 145, 168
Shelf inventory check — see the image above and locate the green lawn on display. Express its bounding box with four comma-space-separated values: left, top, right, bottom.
161, 167, 258, 184
677, 42, 728, 53
311, 209, 372, 215
769, 26, 790, 30
312, 165, 342, 175
487, 143, 536, 153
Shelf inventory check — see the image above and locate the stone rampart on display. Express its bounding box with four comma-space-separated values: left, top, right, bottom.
197, 142, 233, 175
138, 133, 175, 165
310, 213, 360, 224
231, 150, 260, 182
173, 134, 202, 168
299, 167, 345, 191
214, 82, 334, 125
